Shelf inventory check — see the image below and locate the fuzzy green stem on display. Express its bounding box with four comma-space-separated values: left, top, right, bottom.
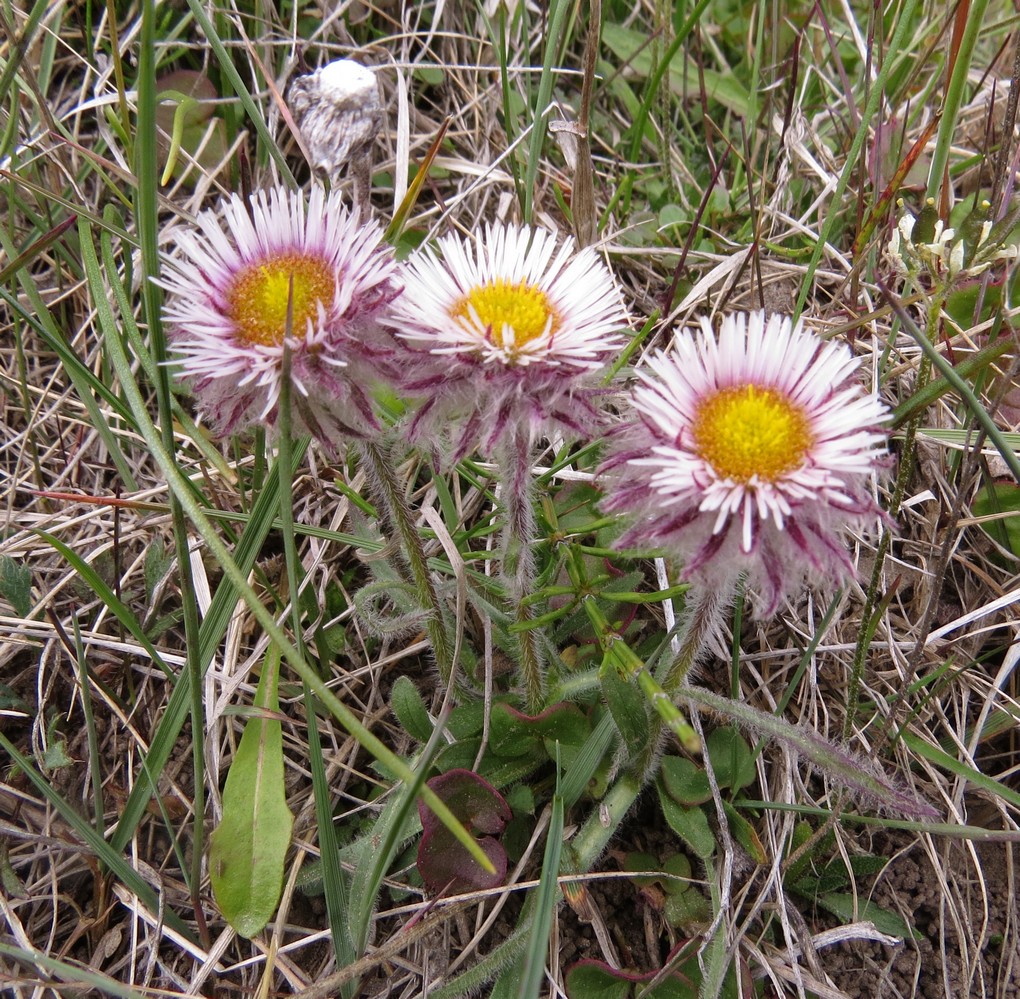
584, 596, 699, 756
359, 440, 454, 685
570, 586, 732, 876
681, 686, 936, 818
499, 428, 544, 710
660, 584, 729, 692
632, 583, 729, 778
568, 769, 643, 873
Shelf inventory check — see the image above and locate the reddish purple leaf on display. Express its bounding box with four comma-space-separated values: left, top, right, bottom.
417, 769, 511, 895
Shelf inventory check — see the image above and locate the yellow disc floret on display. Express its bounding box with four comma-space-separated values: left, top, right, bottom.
226, 252, 334, 347
693, 384, 812, 483
453, 279, 559, 352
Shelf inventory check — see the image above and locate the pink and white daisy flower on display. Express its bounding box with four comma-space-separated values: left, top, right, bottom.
162, 184, 402, 452
387, 223, 628, 459
600, 312, 891, 616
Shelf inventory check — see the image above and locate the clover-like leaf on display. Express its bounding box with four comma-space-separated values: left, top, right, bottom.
705, 726, 756, 791
489, 701, 590, 758
660, 755, 711, 806
417, 769, 511, 895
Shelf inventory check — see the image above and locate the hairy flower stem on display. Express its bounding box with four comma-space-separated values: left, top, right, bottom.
680, 687, 937, 819
624, 584, 729, 781
568, 770, 643, 874
660, 584, 729, 693
499, 428, 544, 711
359, 440, 454, 685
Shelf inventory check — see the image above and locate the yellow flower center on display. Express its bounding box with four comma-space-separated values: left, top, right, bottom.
453, 279, 559, 351
692, 384, 812, 483
226, 252, 334, 347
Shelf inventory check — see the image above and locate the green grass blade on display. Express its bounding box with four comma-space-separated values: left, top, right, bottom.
521, 0, 573, 224
0, 942, 148, 999
900, 730, 1020, 810
924, 0, 991, 202
304, 688, 358, 996
516, 792, 564, 999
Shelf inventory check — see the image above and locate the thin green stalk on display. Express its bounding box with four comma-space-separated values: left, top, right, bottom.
680, 686, 936, 819
70, 615, 104, 832
276, 353, 360, 983
135, 0, 207, 937
925, 0, 992, 202
279, 371, 356, 989
359, 439, 455, 685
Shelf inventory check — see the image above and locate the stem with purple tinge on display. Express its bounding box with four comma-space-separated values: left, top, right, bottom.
499, 427, 544, 711
359, 439, 454, 686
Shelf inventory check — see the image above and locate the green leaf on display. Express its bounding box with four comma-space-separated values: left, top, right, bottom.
564, 961, 632, 999
599, 654, 649, 761
659, 755, 711, 806
705, 727, 757, 791
815, 892, 917, 940
143, 541, 172, 603
209, 644, 294, 937
390, 676, 434, 743
972, 482, 1020, 556
622, 851, 661, 887
0, 555, 32, 618
664, 887, 711, 929
504, 784, 535, 816
41, 738, 72, 772
0, 848, 27, 898
489, 701, 589, 758
413, 65, 445, 86
656, 782, 715, 860
721, 800, 766, 865
600, 23, 751, 116
783, 820, 821, 887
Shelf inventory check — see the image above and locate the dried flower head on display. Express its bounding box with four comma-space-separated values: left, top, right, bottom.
387, 223, 628, 459
289, 59, 381, 176
601, 311, 891, 616
162, 184, 401, 451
